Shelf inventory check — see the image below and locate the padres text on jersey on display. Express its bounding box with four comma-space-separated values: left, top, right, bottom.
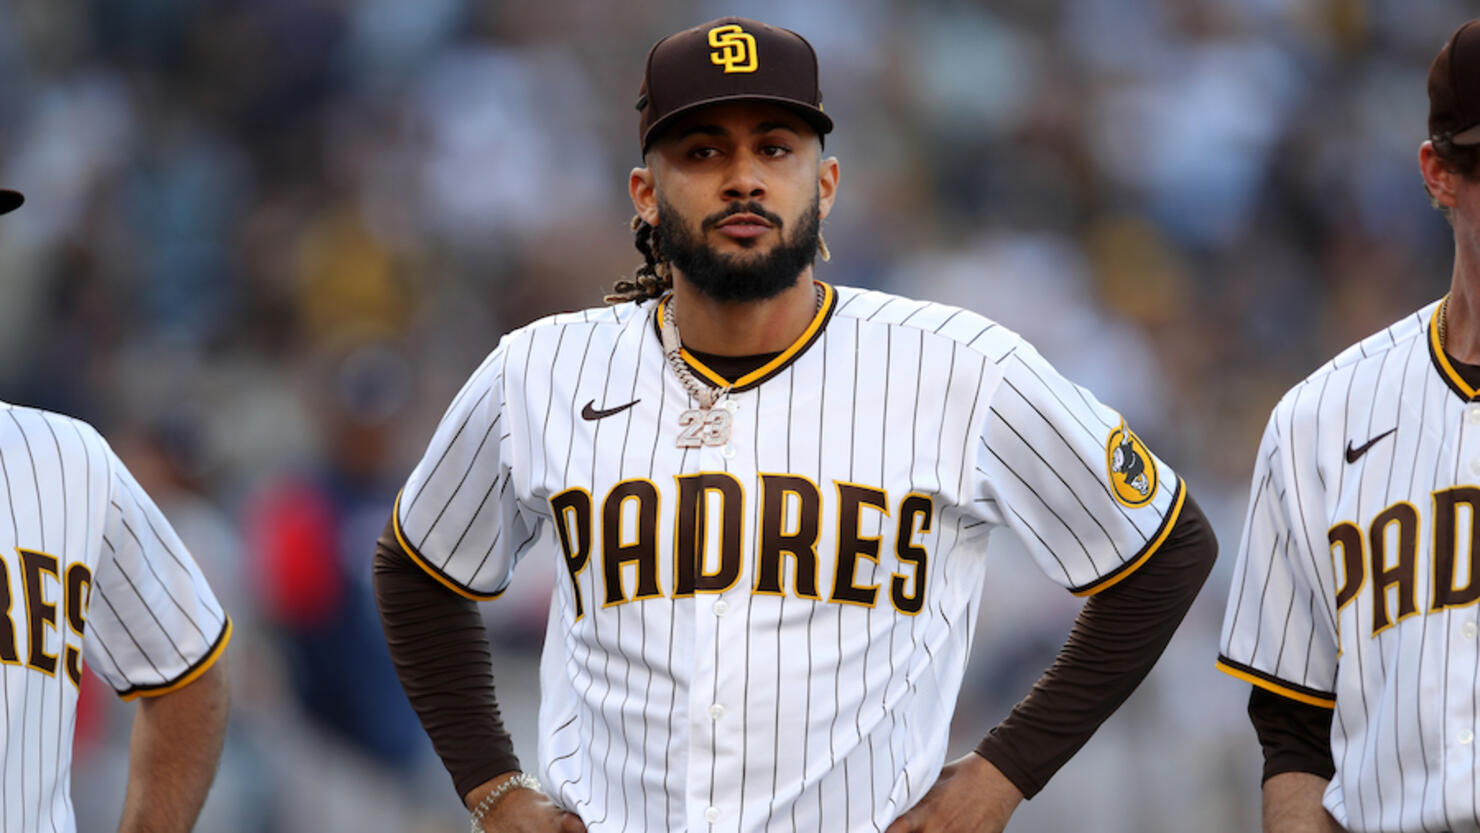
398, 284, 1183, 833
0, 405, 230, 833
1220, 299, 1480, 833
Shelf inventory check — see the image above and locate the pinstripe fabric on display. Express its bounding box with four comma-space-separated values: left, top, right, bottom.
1219, 299, 1480, 833
397, 284, 1182, 832
0, 404, 228, 833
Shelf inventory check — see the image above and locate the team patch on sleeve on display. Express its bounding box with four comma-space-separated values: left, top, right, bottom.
1105, 422, 1157, 508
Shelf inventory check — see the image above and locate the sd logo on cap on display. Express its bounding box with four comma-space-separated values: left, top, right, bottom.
708, 24, 758, 74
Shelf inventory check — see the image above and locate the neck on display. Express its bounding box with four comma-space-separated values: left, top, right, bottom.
1447, 229, 1480, 364
668, 269, 819, 356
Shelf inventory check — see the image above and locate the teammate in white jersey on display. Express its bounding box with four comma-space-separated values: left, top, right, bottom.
0, 182, 231, 833
375, 17, 1217, 833
1218, 18, 1480, 833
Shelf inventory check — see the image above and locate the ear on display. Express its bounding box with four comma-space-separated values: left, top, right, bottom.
630, 166, 660, 227
817, 155, 840, 221
1421, 140, 1460, 210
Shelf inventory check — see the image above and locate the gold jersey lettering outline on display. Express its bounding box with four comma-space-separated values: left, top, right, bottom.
709, 24, 758, 74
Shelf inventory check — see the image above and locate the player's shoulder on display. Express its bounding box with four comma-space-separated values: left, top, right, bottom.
0, 401, 104, 443
0, 401, 116, 470
830, 284, 1021, 360
455, 299, 655, 397
498, 299, 651, 353
1270, 300, 1437, 425
510, 299, 650, 335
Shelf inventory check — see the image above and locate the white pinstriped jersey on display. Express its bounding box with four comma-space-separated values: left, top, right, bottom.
0, 404, 230, 833
397, 282, 1185, 833
1219, 299, 1480, 833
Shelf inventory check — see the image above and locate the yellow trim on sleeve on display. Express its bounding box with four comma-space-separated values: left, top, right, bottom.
1215, 659, 1337, 709
659, 282, 835, 389
1430, 296, 1478, 399
392, 491, 504, 602
121, 618, 233, 702
1072, 479, 1186, 597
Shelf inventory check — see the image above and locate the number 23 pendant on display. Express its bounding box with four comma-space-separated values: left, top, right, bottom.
676, 407, 732, 448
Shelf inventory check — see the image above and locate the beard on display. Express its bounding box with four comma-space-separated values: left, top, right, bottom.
656, 194, 820, 303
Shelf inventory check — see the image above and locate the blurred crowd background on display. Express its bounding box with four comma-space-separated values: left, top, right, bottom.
0, 0, 1467, 830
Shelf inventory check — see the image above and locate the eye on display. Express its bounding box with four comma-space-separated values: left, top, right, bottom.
760, 144, 792, 158
688, 146, 720, 160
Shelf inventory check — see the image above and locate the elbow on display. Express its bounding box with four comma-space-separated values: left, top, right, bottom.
137, 647, 231, 744
1177, 489, 1220, 587
1192, 508, 1219, 583
180, 650, 231, 729
201, 651, 231, 716
184, 651, 231, 756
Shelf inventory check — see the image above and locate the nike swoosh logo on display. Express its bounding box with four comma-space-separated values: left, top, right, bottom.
581, 399, 640, 421
1346, 428, 1396, 464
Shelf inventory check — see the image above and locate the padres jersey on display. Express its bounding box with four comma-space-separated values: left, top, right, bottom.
1219, 299, 1480, 833
0, 405, 230, 833
397, 283, 1184, 832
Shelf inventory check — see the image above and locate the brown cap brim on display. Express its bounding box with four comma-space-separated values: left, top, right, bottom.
0, 190, 24, 215
1454, 123, 1480, 145
642, 94, 833, 153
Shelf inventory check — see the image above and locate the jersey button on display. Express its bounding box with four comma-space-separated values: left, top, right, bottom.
709, 703, 726, 720
1464, 621, 1478, 640
722, 444, 737, 459
1470, 458, 1480, 477
713, 599, 730, 616
1468, 406, 1480, 425
1460, 729, 1475, 745
705, 806, 721, 823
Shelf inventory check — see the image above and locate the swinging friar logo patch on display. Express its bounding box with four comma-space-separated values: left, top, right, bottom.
1106, 422, 1157, 508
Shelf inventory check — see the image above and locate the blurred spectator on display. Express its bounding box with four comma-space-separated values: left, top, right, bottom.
246, 341, 429, 774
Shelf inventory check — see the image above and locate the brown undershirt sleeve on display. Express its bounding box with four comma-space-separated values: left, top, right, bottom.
1248, 685, 1336, 783
372, 517, 518, 800
974, 491, 1218, 798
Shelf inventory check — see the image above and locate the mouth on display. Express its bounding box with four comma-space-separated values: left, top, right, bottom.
714, 213, 774, 240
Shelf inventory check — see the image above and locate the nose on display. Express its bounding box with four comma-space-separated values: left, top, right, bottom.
721, 148, 766, 202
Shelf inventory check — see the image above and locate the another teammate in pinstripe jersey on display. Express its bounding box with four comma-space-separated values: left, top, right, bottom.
0, 181, 231, 832
374, 17, 1218, 833
1218, 18, 1480, 833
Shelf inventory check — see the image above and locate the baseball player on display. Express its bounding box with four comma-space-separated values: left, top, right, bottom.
1217, 18, 1480, 833
0, 192, 232, 829
375, 17, 1217, 833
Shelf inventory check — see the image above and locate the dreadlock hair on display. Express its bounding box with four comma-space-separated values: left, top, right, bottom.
604, 213, 833, 305
605, 215, 672, 304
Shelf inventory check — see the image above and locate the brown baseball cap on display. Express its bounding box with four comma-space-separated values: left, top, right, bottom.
636, 17, 833, 154
0, 189, 22, 215
1429, 18, 1480, 145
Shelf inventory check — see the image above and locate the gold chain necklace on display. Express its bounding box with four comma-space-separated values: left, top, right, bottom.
1440, 295, 1451, 350
660, 282, 824, 448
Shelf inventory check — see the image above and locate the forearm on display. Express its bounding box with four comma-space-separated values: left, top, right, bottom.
976, 491, 1218, 796
371, 517, 519, 800
117, 656, 229, 833
1263, 772, 1345, 833
1247, 676, 1340, 830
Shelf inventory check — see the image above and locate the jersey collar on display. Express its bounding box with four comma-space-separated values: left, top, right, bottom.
1428, 295, 1480, 401
654, 281, 836, 393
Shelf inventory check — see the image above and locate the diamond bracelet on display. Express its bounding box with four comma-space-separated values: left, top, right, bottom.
469, 772, 542, 832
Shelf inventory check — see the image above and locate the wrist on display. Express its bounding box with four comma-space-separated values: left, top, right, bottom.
464, 770, 520, 811
967, 752, 1026, 807
973, 739, 1040, 800
466, 770, 542, 831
